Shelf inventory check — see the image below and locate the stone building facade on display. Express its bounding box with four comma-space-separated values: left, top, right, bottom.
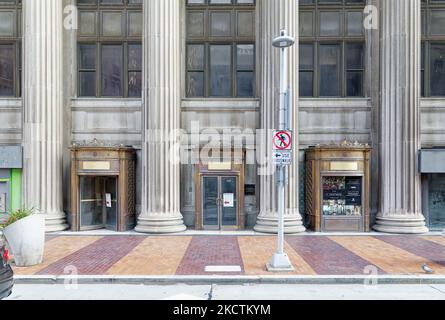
0, 0, 444, 234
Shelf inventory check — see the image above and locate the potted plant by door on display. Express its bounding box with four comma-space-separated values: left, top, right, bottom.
0, 208, 45, 267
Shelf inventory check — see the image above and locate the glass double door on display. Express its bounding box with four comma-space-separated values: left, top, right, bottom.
202, 176, 238, 230
79, 176, 118, 231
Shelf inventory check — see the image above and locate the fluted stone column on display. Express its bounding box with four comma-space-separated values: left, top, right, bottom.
135, 0, 186, 233
22, 0, 68, 232
254, 0, 305, 234
374, 0, 428, 234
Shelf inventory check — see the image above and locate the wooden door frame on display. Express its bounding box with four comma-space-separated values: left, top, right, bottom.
70, 147, 136, 232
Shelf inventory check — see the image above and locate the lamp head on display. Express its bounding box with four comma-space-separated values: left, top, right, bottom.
272, 30, 295, 48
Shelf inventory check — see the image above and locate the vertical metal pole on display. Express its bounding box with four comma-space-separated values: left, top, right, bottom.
277, 165, 285, 255
279, 45, 286, 130
267, 30, 294, 272
277, 41, 286, 256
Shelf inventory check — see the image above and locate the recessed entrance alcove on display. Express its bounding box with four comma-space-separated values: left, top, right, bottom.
70, 141, 136, 232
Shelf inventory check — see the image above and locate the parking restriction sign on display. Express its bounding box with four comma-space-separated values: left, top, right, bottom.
273, 130, 293, 151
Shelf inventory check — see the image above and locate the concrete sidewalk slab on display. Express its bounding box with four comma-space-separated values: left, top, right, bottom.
5, 283, 445, 300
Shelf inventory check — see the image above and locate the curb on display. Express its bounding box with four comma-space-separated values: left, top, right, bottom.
13, 275, 445, 285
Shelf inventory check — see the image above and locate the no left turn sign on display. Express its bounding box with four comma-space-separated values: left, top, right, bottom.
273, 130, 293, 151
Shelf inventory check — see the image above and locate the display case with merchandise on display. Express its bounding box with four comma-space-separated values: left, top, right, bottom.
305, 141, 371, 232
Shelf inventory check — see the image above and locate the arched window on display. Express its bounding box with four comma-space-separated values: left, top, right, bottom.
77, 0, 142, 97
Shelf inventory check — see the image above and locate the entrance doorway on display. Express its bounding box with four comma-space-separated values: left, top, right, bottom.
71, 146, 136, 232
79, 176, 118, 231
194, 152, 245, 231
202, 176, 238, 230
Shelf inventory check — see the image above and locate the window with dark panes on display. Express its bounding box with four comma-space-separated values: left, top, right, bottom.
77, 0, 142, 98
0, 0, 21, 97
186, 0, 256, 98
421, 0, 445, 97
299, 0, 365, 97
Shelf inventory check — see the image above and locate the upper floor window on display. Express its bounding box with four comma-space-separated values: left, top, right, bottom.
186, 0, 256, 98
0, 0, 21, 97
421, 0, 445, 97
299, 0, 366, 97
77, 0, 142, 98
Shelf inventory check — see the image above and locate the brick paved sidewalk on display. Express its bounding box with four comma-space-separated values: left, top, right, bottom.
12, 235, 445, 276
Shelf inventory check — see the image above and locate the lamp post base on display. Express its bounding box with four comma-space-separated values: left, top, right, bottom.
266, 253, 294, 272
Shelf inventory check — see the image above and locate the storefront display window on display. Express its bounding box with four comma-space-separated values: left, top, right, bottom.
322, 176, 362, 217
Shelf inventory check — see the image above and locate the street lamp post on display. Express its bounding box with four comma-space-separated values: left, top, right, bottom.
267, 30, 295, 272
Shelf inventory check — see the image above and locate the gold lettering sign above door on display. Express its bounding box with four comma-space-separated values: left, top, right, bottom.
208, 162, 232, 171
330, 161, 358, 171
82, 161, 111, 171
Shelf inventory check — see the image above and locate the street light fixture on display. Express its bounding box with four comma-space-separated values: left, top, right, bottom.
267, 30, 295, 272
272, 33, 295, 49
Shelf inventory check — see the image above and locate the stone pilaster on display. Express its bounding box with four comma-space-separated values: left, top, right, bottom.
374, 0, 428, 234
22, 0, 68, 232
135, 0, 186, 233
254, 0, 305, 234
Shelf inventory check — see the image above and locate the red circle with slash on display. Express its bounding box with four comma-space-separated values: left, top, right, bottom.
273, 131, 292, 150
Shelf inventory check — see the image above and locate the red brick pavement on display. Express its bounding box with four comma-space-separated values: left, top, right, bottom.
378, 236, 445, 267
286, 236, 387, 275
11, 234, 445, 276
176, 236, 244, 275
37, 236, 146, 275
